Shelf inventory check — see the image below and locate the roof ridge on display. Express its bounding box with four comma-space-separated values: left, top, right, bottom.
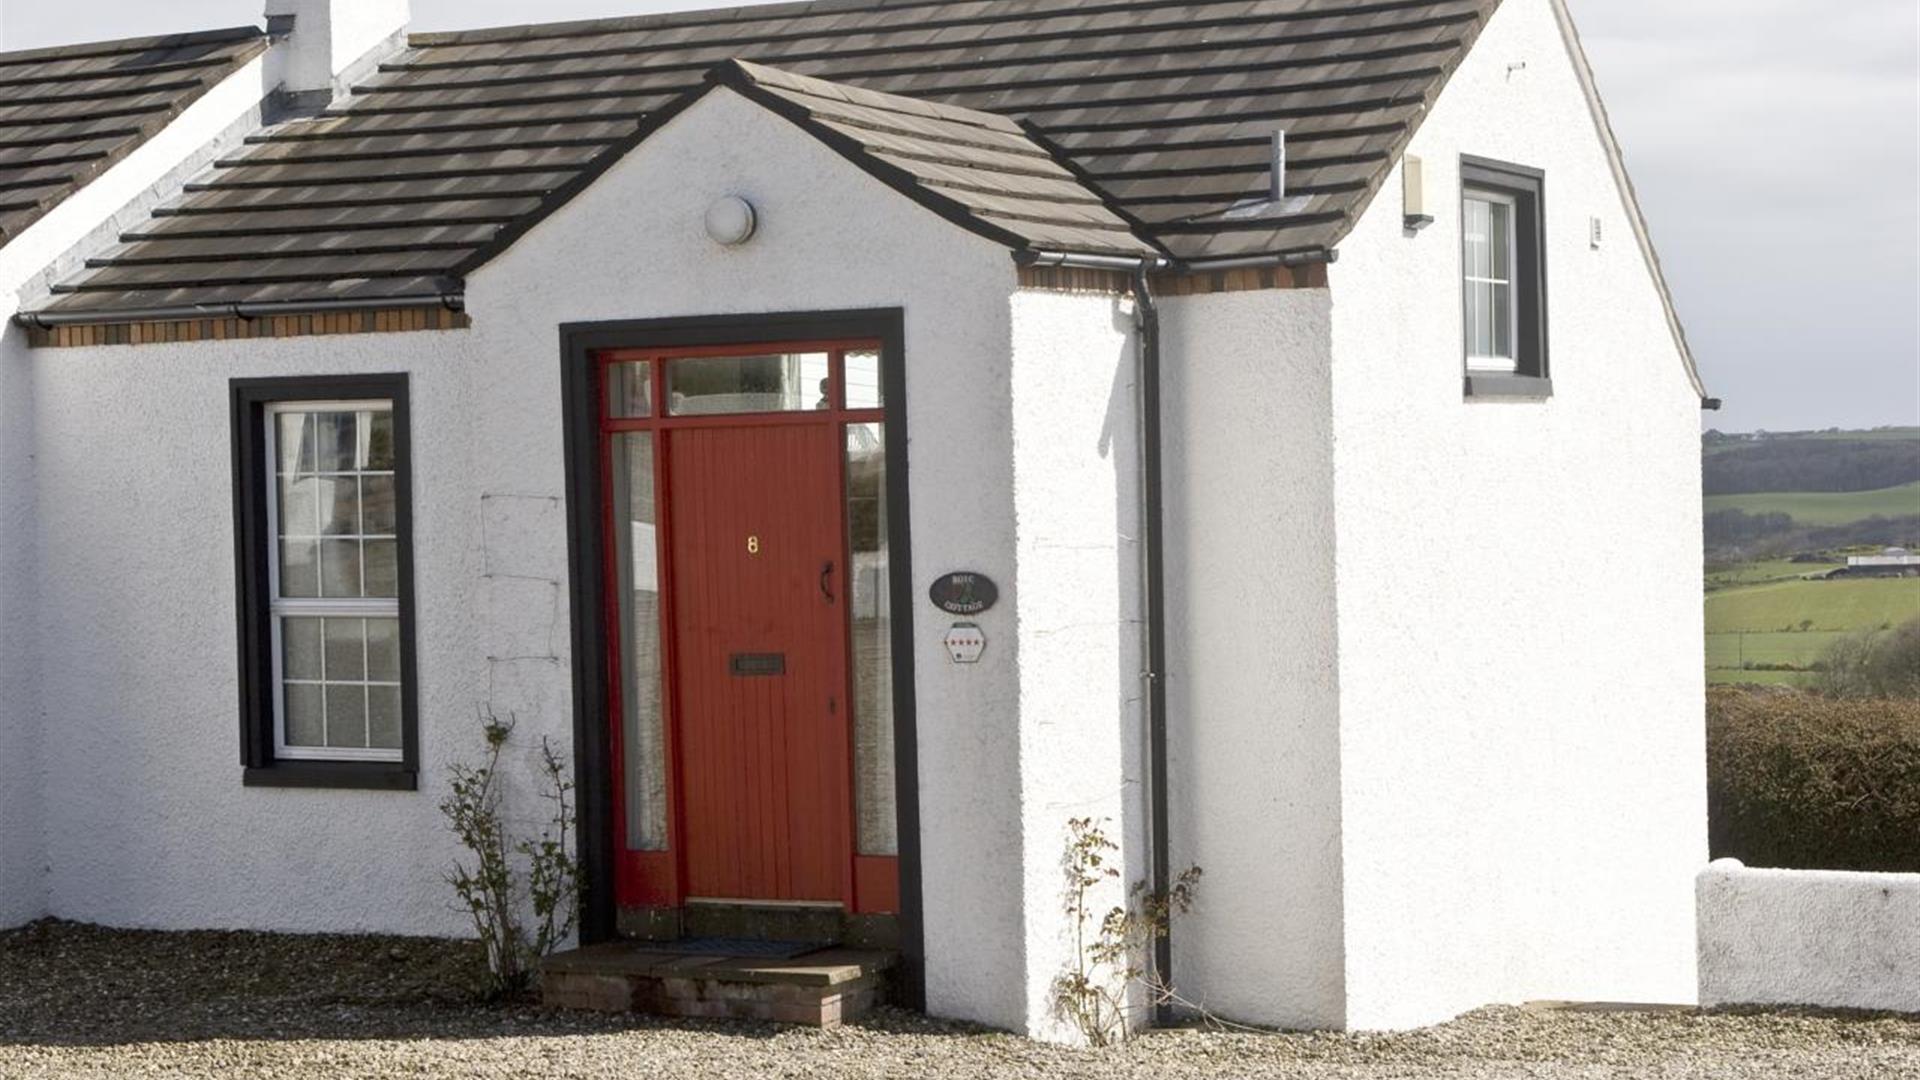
405, 0, 1478, 54
0, 25, 263, 69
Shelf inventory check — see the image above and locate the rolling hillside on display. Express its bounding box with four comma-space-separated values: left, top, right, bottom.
1705, 481, 1920, 526
1703, 427, 1920, 686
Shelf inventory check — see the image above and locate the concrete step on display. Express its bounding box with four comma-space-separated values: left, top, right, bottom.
542, 941, 895, 1027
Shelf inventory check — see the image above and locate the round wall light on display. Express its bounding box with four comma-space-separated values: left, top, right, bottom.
704, 195, 758, 246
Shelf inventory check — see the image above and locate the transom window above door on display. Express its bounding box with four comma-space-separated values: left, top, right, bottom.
607, 346, 884, 419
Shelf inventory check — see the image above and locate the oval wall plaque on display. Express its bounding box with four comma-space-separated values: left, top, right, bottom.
929, 572, 999, 615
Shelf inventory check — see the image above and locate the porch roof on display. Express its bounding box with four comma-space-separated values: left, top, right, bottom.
23, 0, 1501, 322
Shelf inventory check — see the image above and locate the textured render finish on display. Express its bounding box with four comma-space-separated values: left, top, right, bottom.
0, 46, 284, 930
23, 86, 1123, 1037
1008, 289, 1144, 1040
1161, 288, 1346, 1030
0, 327, 43, 929
1698, 860, 1920, 1014
1325, 0, 1705, 1030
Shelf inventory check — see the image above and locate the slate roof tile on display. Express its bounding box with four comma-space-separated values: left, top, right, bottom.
27, 0, 1502, 319
0, 27, 268, 248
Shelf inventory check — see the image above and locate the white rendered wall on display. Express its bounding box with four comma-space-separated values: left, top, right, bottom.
1008, 289, 1145, 1040
0, 48, 283, 929
25, 87, 1136, 1038
1698, 860, 1920, 1013
1161, 288, 1347, 1030
0, 321, 42, 928
1325, 0, 1706, 1029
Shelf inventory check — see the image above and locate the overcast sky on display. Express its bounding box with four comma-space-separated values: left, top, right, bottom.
2, 0, 1915, 433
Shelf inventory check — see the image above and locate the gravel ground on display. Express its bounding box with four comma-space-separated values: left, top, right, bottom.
2, 920, 1915, 1079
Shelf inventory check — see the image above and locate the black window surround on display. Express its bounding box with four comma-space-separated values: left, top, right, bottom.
1461, 155, 1551, 400
230, 374, 420, 791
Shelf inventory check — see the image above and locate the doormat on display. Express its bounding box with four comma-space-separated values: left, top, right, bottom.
642, 937, 830, 960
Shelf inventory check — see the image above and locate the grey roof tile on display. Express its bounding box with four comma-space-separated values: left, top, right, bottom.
0, 26, 267, 246
28, 0, 1502, 318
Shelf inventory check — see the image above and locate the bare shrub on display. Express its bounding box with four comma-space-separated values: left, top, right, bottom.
441, 709, 581, 998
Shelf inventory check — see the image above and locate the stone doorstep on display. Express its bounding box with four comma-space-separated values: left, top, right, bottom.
542, 943, 896, 1027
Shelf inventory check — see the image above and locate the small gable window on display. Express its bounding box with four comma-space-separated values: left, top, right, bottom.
231, 376, 419, 790
1461, 157, 1549, 397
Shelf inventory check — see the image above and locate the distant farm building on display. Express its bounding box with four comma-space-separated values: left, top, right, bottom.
1842, 549, 1920, 578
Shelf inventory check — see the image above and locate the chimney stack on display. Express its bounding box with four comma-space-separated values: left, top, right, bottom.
264, 0, 410, 103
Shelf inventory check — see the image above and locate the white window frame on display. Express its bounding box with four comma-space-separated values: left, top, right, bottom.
1463, 188, 1520, 373
263, 399, 404, 763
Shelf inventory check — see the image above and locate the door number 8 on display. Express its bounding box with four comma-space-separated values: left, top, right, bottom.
746, 535, 761, 555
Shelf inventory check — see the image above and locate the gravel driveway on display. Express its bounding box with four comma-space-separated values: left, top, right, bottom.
2, 920, 1914, 1079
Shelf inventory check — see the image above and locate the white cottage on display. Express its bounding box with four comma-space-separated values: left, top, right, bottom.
0, 0, 1709, 1038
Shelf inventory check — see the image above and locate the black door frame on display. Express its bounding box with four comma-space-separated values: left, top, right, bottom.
559, 309, 922, 1007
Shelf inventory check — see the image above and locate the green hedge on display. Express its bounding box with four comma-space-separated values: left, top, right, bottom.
1708, 687, 1920, 872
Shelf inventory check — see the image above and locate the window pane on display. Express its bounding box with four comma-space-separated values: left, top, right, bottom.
847, 422, 897, 856
608, 361, 651, 417
367, 617, 401, 682
278, 478, 318, 537
312, 412, 357, 473
368, 686, 403, 750
323, 618, 366, 681
365, 411, 395, 471
665, 353, 830, 415
612, 432, 669, 851
1465, 278, 1485, 357
283, 617, 323, 681
280, 539, 319, 598
1488, 199, 1511, 281
276, 413, 311, 474
317, 476, 360, 536
363, 540, 398, 598
844, 350, 883, 409
325, 684, 369, 748
285, 683, 324, 747
1464, 198, 1488, 278
320, 539, 362, 597
1489, 276, 1505, 357
361, 474, 396, 536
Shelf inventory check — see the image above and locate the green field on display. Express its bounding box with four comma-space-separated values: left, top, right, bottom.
1703, 481, 1920, 525
1704, 576, 1920, 685
1704, 558, 1830, 590
1706, 577, 1920, 633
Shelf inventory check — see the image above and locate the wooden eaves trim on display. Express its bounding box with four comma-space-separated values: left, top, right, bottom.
26, 305, 472, 348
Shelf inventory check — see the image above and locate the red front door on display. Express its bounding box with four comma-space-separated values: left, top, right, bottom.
667, 424, 849, 901
599, 342, 897, 919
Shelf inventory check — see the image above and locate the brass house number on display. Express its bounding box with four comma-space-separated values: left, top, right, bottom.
746, 535, 761, 555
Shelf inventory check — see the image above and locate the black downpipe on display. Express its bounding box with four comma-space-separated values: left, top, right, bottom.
1131, 263, 1174, 1026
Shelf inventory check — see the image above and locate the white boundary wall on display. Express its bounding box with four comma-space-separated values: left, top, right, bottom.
1699, 859, 1920, 1014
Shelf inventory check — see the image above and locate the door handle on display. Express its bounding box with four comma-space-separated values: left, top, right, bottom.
820, 560, 836, 604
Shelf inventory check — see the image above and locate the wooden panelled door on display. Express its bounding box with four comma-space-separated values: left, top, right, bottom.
599, 342, 898, 918
668, 423, 848, 901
